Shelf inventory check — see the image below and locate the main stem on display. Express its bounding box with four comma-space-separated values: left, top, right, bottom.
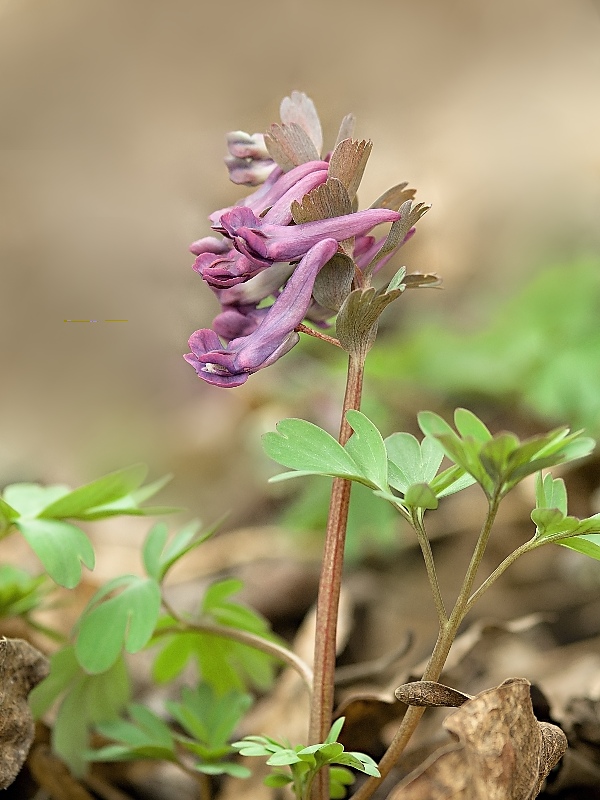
309, 353, 365, 800
352, 493, 501, 800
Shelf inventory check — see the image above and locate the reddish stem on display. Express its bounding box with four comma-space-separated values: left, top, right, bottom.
309, 354, 365, 799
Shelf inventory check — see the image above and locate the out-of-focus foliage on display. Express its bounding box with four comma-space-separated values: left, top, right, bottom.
367, 260, 600, 434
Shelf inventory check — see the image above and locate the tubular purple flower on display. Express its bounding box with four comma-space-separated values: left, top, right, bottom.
220, 206, 401, 265
212, 305, 268, 340
224, 131, 275, 186
354, 227, 417, 273
226, 131, 271, 160
224, 157, 276, 187
262, 169, 328, 225
184, 238, 339, 387
218, 262, 295, 306
209, 160, 328, 228
189, 236, 231, 257
193, 249, 268, 289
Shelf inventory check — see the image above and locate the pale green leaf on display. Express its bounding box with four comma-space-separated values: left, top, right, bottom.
262, 419, 363, 480
75, 576, 161, 673
38, 465, 148, 519
16, 518, 94, 588
345, 411, 388, 488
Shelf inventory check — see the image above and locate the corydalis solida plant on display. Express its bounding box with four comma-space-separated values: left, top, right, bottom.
185, 91, 435, 799
184, 91, 433, 388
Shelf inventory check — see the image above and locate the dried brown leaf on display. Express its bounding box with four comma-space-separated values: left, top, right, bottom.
395, 681, 471, 708
328, 138, 373, 201
386, 678, 567, 800
264, 122, 320, 171
0, 638, 50, 789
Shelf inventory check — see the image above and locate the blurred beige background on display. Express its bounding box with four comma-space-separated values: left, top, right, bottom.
1, 0, 599, 523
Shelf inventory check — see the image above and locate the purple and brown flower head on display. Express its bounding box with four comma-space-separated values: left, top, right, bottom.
185, 91, 438, 388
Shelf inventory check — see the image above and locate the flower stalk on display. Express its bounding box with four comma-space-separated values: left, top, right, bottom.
309, 353, 365, 800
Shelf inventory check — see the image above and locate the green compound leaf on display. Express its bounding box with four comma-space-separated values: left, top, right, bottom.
344, 411, 389, 489
418, 411, 492, 492
385, 433, 437, 493
531, 472, 600, 561
2, 484, 71, 518
75, 575, 161, 673
430, 465, 476, 498
0, 565, 49, 618
30, 646, 131, 776
37, 464, 148, 519
330, 766, 355, 798
325, 716, 346, 744
385, 432, 474, 502
404, 483, 439, 510
343, 751, 381, 777
535, 472, 567, 515
142, 519, 217, 582
559, 532, 600, 561
479, 433, 520, 482
386, 432, 443, 491
504, 430, 595, 488
267, 749, 303, 766
153, 580, 279, 693
262, 419, 366, 483
0, 495, 19, 526
167, 684, 252, 753
16, 518, 95, 589
264, 773, 294, 788
419, 410, 595, 499
454, 408, 493, 442
87, 703, 177, 763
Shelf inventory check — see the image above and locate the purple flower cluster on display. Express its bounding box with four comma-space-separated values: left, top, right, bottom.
184, 93, 415, 388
